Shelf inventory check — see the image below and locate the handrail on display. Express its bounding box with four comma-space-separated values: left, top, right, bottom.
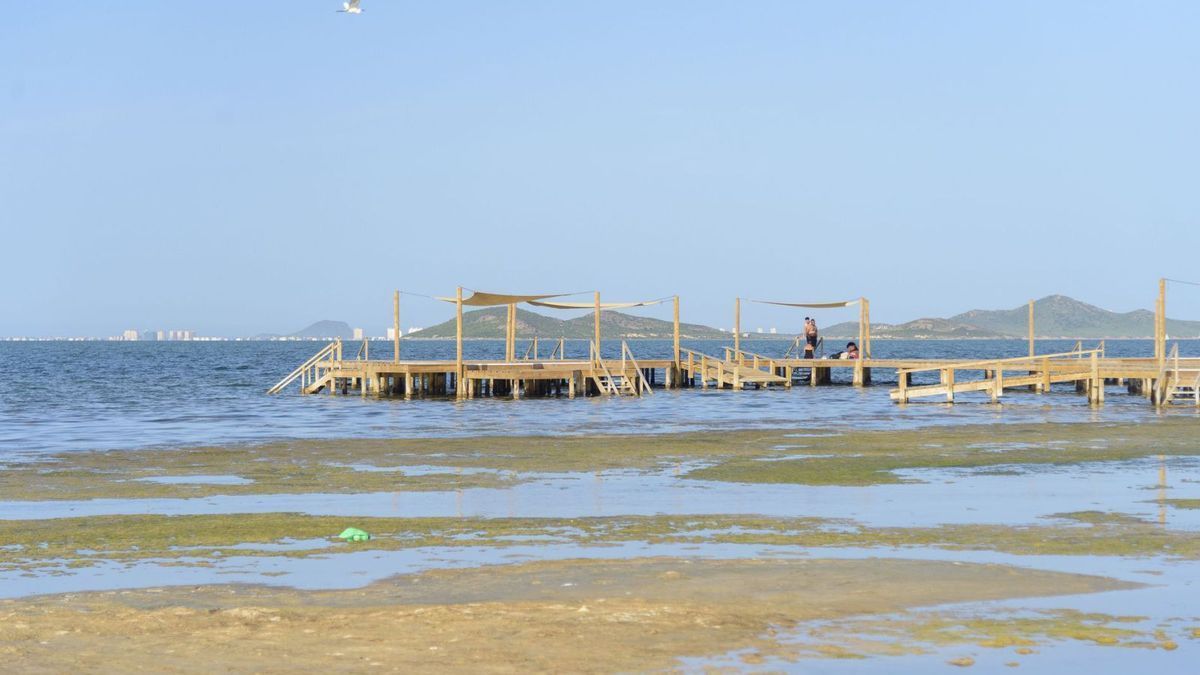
589, 340, 619, 395
267, 339, 341, 394
679, 347, 725, 361
522, 337, 539, 361
355, 339, 369, 361
898, 348, 1103, 376
725, 347, 777, 362
1155, 343, 1180, 406
621, 341, 653, 395
783, 335, 823, 359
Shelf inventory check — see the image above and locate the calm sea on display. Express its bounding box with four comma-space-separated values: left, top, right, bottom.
1, 339, 1196, 457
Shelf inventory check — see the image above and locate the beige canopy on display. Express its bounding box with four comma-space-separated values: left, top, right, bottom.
436, 291, 570, 307
750, 299, 861, 309
528, 299, 666, 310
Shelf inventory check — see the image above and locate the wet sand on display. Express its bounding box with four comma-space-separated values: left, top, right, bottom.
0, 557, 1136, 673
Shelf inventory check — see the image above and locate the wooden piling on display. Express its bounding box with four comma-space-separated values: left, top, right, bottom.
393, 290, 401, 363
455, 287, 464, 399
734, 297, 741, 356
594, 292, 601, 358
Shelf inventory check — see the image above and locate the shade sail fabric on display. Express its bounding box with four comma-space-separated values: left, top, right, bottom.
527, 299, 666, 310
436, 291, 571, 307
750, 299, 861, 309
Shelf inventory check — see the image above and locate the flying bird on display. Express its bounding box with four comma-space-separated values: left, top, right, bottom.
337, 0, 362, 14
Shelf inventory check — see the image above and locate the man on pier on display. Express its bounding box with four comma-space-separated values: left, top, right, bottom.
803, 317, 819, 358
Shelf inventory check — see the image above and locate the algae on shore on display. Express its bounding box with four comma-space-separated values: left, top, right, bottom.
790, 608, 1181, 662
4, 511, 1200, 571
3, 418, 1199, 500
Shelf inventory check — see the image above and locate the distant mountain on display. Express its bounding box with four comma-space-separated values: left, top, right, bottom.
288, 320, 354, 340
411, 307, 727, 339
823, 318, 1009, 340
824, 295, 1200, 339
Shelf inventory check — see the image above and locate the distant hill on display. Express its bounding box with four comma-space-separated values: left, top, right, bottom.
823, 318, 1009, 340
288, 320, 354, 339
824, 295, 1200, 339
411, 307, 727, 339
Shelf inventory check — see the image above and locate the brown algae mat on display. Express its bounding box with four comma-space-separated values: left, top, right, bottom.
0, 557, 1139, 673
4, 418, 1199, 500
6, 511, 1200, 572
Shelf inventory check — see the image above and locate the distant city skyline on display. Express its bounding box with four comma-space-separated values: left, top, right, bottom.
3, 2, 1198, 336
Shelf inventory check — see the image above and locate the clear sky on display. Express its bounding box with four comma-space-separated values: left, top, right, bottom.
2, 1, 1198, 337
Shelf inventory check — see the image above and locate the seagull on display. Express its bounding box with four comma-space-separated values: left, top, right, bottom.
337, 0, 362, 14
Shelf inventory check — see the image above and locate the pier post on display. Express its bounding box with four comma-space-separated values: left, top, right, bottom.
672, 295, 681, 388
733, 297, 741, 356
394, 290, 401, 363
456, 287, 465, 399
1156, 278, 1166, 368
1028, 300, 1035, 358
863, 297, 872, 358
594, 292, 602, 359
1090, 351, 1104, 404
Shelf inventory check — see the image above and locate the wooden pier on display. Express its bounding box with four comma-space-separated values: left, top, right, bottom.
268, 281, 1200, 408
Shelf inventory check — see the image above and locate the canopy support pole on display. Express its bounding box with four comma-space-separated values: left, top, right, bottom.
1028, 300, 1035, 358
863, 297, 872, 358
505, 304, 516, 361
673, 295, 681, 371
734, 297, 741, 355
594, 291, 601, 358
393, 290, 401, 364
1157, 278, 1166, 368
455, 286, 464, 399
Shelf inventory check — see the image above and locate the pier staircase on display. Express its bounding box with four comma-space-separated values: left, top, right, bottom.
267, 339, 342, 395
589, 341, 652, 396
1155, 345, 1200, 406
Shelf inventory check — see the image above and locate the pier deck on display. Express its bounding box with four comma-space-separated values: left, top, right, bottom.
268, 281, 1197, 408
269, 340, 1199, 408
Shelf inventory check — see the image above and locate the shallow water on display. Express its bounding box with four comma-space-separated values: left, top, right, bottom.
4, 456, 1197, 531
2, 339, 1198, 457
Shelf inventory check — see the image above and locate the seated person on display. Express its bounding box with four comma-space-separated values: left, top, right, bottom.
839, 341, 860, 360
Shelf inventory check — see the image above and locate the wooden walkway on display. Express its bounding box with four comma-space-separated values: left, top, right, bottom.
268, 278, 1197, 408
268, 339, 1200, 407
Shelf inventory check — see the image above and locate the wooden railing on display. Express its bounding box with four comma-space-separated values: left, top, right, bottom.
723, 347, 779, 376
621, 341, 653, 395
679, 347, 740, 388
589, 340, 620, 395
894, 348, 1103, 404
267, 339, 342, 394
783, 335, 823, 359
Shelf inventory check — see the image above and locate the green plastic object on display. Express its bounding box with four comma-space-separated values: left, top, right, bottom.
338, 527, 371, 542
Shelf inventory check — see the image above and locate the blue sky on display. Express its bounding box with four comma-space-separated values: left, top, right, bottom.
2, 1, 1197, 336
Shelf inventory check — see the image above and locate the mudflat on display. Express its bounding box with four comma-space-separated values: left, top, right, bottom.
0, 557, 1135, 673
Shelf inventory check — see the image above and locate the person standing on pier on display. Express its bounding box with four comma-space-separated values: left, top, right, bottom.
803, 318, 819, 358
